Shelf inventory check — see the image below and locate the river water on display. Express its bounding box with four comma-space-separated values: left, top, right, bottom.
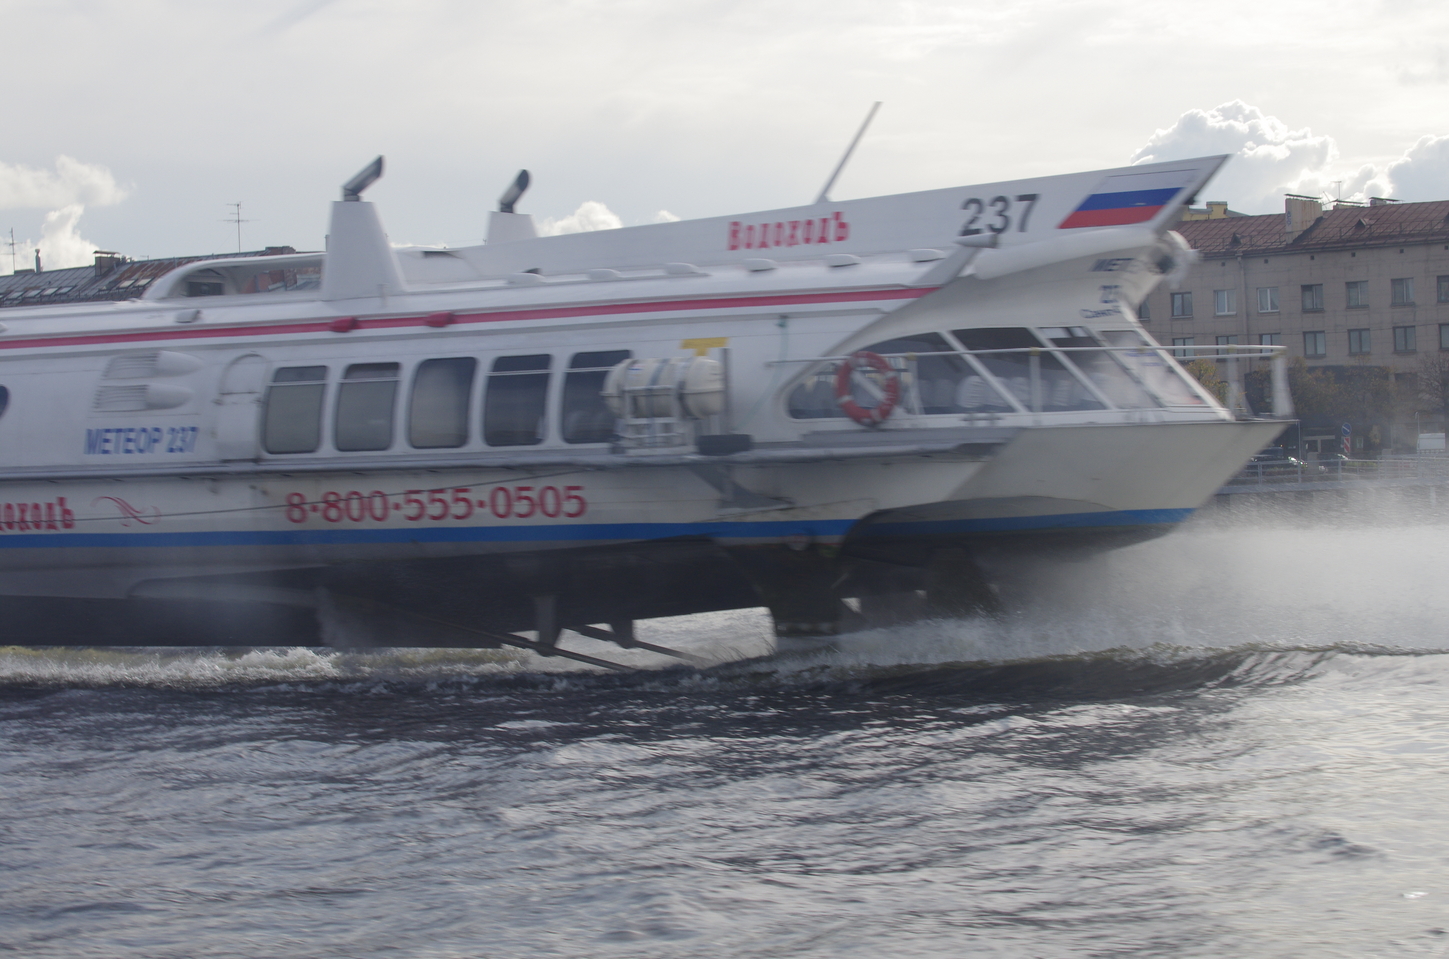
4, 509, 1449, 958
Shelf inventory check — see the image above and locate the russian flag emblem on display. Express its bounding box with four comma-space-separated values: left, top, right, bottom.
1058, 169, 1197, 229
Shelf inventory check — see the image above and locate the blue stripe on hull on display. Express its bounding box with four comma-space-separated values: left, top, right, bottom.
858, 507, 1194, 538
0, 508, 1194, 550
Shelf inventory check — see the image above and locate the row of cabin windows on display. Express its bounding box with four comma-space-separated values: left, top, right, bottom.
262, 350, 630, 455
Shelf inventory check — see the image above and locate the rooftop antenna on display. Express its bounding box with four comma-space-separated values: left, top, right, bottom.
816, 101, 882, 205
5, 228, 15, 274
221, 202, 253, 253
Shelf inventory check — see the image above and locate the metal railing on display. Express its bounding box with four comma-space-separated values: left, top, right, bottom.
777, 341, 1291, 420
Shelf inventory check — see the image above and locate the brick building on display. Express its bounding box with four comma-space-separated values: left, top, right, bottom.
1138, 196, 1449, 453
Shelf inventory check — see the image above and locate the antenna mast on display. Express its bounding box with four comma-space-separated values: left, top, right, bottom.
6, 228, 16, 274
816, 102, 882, 205
221, 202, 253, 253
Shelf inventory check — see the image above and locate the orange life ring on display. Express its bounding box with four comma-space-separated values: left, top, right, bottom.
834, 350, 901, 426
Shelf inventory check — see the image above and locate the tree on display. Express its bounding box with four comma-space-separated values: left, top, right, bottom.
1182, 359, 1227, 403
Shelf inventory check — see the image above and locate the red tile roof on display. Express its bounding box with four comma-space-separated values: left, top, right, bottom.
1176, 201, 1449, 258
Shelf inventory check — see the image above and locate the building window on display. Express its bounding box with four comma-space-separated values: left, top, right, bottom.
1301, 284, 1324, 312
1394, 326, 1417, 353
1348, 329, 1371, 355
1346, 280, 1368, 308
1304, 331, 1327, 358
1257, 287, 1279, 313
1438, 276, 1449, 303
1171, 336, 1194, 358
1258, 333, 1281, 346
1442, 323, 1449, 351
1171, 292, 1193, 318
1215, 334, 1239, 357
1213, 289, 1236, 315
1136, 299, 1150, 321
1392, 277, 1415, 306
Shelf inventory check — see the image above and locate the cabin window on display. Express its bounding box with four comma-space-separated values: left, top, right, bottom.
562, 350, 630, 443
409, 357, 476, 449
0, 385, 9, 419
484, 355, 551, 447
335, 363, 399, 451
263, 366, 328, 454
1037, 327, 1155, 409
951, 328, 1105, 412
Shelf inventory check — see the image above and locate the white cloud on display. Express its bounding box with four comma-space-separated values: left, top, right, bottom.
0, 156, 128, 210
652, 210, 680, 223
1382, 135, 1449, 201
538, 201, 623, 236
1129, 100, 1449, 211
9, 205, 106, 272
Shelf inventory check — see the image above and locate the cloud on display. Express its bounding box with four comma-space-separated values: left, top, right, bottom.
652, 210, 681, 223
1130, 101, 1365, 212
10, 205, 105, 271
1129, 100, 1449, 211
0, 156, 128, 210
1382, 135, 1449, 201
538, 201, 623, 236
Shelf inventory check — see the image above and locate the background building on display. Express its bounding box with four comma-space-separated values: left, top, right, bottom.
1139, 196, 1449, 454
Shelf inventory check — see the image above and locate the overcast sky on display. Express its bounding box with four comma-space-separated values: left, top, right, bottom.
4, 0, 1449, 271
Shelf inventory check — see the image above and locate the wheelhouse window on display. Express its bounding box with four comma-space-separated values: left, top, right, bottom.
335, 363, 399, 451
484, 355, 551, 447
561, 350, 630, 443
409, 357, 476, 449
263, 366, 327, 454
952, 327, 1105, 412
1101, 330, 1206, 406
789, 332, 1013, 419
1038, 326, 1156, 409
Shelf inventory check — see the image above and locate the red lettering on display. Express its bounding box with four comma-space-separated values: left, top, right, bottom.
58, 497, 74, 530
755, 223, 769, 249
728, 221, 741, 250
803, 219, 815, 244
2, 503, 11, 530
16, 503, 29, 531
817, 216, 830, 243
787, 220, 800, 246
834, 210, 849, 242
744, 224, 755, 249
44, 502, 57, 531
773, 222, 784, 246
